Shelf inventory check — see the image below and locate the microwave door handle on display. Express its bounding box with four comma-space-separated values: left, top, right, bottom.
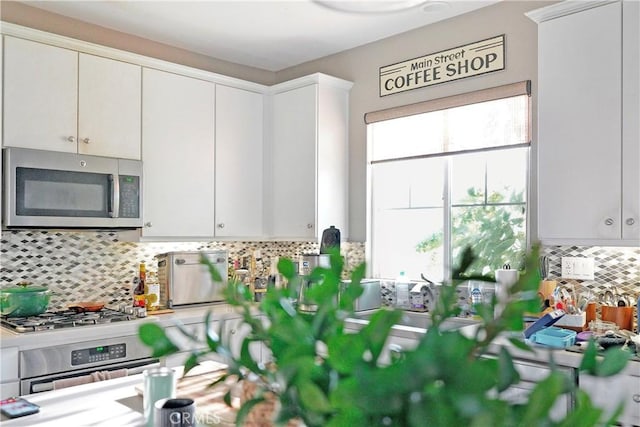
109, 174, 120, 218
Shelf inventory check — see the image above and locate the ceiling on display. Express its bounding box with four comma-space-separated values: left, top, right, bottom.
18, 0, 499, 72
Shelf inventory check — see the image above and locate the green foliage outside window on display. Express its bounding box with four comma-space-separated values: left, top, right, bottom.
417, 187, 526, 276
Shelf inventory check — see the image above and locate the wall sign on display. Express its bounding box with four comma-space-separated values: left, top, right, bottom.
379, 35, 505, 97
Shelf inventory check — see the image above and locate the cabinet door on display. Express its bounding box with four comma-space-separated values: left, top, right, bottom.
580, 373, 640, 426
0, 382, 19, 400
142, 68, 215, 238
215, 85, 264, 238
271, 85, 317, 239
0, 347, 18, 384
537, 3, 622, 241
222, 316, 263, 363
317, 83, 349, 238
78, 53, 142, 159
507, 360, 573, 421
622, 0, 640, 241
3, 36, 77, 152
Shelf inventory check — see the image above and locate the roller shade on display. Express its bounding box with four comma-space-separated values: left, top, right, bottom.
365, 80, 531, 124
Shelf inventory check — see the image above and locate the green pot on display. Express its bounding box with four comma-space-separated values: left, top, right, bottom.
0, 282, 51, 317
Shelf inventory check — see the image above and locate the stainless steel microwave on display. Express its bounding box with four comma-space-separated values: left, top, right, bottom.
2, 147, 143, 228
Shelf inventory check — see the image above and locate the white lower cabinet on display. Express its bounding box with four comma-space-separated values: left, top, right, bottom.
163, 316, 266, 367
579, 372, 640, 427
379, 334, 419, 366
343, 327, 419, 366
1, 347, 19, 399
141, 68, 216, 239
221, 316, 265, 364
502, 359, 574, 421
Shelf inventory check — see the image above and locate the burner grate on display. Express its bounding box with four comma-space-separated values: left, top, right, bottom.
1, 308, 134, 333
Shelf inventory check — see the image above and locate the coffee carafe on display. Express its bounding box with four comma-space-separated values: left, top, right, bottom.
297, 254, 330, 312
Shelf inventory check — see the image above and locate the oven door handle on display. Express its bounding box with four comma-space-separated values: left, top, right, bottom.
25, 358, 160, 394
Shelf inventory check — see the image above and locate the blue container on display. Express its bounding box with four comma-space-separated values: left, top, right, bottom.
530, 326, 576, 349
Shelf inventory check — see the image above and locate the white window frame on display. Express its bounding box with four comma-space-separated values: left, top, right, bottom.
365, 81, 532, 280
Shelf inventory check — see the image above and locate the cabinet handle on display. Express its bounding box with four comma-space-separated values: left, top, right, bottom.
633, 394, 640, 403
217, 223, 225, 229
230, 329, 236, 335
144, 222, 152, 228
67, 136, 76, 143
626, 218, 636, 226
388, 343, 405, 363
604, 218, 614, 226
307, 223, 313, 229
82, 138, 91, 144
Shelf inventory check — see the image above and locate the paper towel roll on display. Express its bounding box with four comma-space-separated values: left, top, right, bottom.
494, 268, 519, 317
495, 268, 519, 287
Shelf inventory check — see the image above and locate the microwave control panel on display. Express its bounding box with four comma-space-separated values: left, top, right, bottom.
118, 175, 140, 218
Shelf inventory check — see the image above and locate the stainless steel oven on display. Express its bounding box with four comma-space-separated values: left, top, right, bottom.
19, 335, 159, 394
3, 147, 142, 228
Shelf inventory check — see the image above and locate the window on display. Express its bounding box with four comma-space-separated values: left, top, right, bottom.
366, 82, 530, 281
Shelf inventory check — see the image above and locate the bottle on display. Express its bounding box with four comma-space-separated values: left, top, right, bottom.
145, 271, 160, 311
395, 271, 411, 310
468, 280, 483, 315
133, 262, 146, 307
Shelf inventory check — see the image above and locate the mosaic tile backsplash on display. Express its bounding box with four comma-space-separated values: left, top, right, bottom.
1, 230, 638, 312
0, 230, 365, 310
379, 246, 640, 308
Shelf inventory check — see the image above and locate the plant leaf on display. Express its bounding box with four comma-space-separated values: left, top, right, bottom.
138, 323, 179, 357
299, 380, 332, 413
596, 347, 631, 377
496, 347, 520, 392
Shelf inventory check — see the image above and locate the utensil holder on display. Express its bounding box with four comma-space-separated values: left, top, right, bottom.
601, 306, 634, 331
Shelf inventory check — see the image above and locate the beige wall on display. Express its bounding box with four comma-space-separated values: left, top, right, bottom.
277, 1, 552, 241
1, 0, 554, 242
0, 1, 275, 85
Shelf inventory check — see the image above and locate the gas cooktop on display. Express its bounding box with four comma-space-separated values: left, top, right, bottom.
1, 308, 136, 333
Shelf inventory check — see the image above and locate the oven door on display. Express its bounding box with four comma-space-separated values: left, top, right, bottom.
21, 358, 159, 394
19, 334, 157, 394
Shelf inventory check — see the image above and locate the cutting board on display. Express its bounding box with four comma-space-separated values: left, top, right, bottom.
147, 309, 175, 315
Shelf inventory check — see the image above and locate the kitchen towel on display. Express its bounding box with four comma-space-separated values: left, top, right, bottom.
53, 368, 129, 390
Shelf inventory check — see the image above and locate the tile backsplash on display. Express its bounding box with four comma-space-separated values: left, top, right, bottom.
1, 229, 638, 310
541, 245, 639, 296
0, 230, 365, 310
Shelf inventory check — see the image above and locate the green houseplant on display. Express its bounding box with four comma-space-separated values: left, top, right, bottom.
139, 246, 630, 427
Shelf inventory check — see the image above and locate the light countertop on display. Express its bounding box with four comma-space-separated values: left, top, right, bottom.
0, 303, 241, 350
0, 361, 234, 426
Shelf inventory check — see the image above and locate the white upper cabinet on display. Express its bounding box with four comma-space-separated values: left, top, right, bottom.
214, 85, 265, 238
141, 68, 216, 239
268, 74, 352, 240
77, 53, 141, 159
3, 36, 142, 159
3, 36, 78, 153
621, 0, 640, 241
529, 0, 639, 245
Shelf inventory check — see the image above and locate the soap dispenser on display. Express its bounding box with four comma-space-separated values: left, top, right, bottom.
409, 283, 430, 312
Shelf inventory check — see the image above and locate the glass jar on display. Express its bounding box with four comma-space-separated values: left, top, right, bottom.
145, 271, 160, 311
